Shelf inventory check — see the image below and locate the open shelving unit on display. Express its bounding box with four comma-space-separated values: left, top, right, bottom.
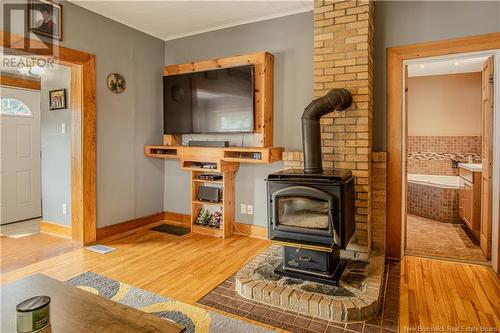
190, 162, 238, 238
144, 146, 282, 239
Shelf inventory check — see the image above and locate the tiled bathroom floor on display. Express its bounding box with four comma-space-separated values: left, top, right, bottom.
0, 218, 41, 238
406, 214, 486, 262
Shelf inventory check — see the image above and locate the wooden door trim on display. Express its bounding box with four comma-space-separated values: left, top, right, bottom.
0, 75, 41, 90
386, 32, 500, 259
1, 31, 97, 244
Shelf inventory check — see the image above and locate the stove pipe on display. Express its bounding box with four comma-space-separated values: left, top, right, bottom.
302, 88, 352, 174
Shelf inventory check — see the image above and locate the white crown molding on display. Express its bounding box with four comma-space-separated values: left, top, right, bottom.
163, 6, 313, 41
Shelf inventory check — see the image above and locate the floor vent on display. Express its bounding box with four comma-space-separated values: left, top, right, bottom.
86, 244, 115, 254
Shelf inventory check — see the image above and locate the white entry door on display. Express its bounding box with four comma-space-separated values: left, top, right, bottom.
0, 86, 41, 224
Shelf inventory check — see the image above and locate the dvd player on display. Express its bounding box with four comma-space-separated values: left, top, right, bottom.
198, 173, 223, 181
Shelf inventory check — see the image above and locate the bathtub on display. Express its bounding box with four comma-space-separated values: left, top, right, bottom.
407, 174, 461, 223
407, 174, 461, 189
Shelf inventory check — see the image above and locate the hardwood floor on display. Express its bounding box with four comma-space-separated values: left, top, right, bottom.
400, 256, 500, 330
2, 227, 499, 330
0, 228, 270, 304
0, 233, 81, 274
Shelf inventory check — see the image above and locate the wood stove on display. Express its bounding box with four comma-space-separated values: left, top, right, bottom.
267, 169, 355, 284
266, 88, 355, 285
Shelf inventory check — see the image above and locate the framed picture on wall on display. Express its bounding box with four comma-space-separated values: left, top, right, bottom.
49, 89, 66, 110
28, 0, 63, 41
107, 73, 126, 94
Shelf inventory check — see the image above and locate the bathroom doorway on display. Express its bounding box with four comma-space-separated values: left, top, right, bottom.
403, 53, 495, 264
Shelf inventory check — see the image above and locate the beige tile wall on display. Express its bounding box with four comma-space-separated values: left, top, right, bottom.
408, 136, 481, 175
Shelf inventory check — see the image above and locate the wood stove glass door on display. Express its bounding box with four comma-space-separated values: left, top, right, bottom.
272, 186, 336, 237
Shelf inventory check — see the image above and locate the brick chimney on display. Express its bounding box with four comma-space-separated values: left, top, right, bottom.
282, 1, 376, 258
314, 0, 374, 258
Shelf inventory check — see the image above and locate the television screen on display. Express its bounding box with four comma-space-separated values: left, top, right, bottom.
163, 65, 254, 134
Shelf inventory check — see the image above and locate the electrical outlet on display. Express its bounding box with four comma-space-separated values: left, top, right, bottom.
62, 203, 67, 215
240, 204, 246, 214
61, 123, 66, 134
247, 205, 253, 215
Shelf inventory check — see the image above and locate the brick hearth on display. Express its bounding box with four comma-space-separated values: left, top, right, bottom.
235, 245, 384, 322
198, 259, 399, 333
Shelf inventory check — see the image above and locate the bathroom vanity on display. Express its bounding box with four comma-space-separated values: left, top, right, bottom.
458, 163, 482, 240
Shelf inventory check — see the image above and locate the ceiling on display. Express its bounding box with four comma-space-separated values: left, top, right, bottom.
70, 1, 313, 41
408, 56, 489, 77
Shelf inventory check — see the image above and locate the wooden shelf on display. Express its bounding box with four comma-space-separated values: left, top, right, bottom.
191, 225, 223, 238
182, 166, 220, 173
192, 179, 224, 185
145, 146, 283, 164
192, 200, 223, 206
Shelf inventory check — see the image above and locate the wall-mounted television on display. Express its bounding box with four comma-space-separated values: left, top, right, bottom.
163, 64, 254, 134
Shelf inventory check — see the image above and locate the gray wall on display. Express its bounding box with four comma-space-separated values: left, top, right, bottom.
3, 1, 166, 227
373, 1, 500, 151
60, 3, 166, 228
41, 67, 71, 226
164, 12, 313, 226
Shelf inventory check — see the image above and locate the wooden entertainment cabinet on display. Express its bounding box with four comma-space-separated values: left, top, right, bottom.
145, 51, 282, 238
145, 145, 282, 238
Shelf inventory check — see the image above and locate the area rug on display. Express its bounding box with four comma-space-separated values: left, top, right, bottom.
66, 272, 273, 333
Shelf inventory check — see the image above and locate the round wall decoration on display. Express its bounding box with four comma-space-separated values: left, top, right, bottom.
107, 73, 126, 94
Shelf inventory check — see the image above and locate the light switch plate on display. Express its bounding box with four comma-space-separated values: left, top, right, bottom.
61, 123, 66, 134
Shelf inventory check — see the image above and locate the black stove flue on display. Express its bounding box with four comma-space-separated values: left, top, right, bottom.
302, 88, 352, 174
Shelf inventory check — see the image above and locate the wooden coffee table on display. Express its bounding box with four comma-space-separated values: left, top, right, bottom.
1, 274, 185, 333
